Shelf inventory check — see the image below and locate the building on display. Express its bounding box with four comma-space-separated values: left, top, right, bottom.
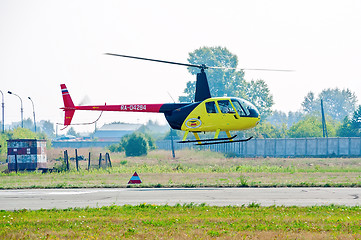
93, 123, 143, 141
7, 139, 47, 171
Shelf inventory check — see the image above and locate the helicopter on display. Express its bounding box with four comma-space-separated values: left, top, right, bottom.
60, 53, 263, 145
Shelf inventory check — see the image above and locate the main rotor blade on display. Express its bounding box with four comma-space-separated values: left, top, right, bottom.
210, 66, 294, 72
105, 53, 293, 72
105, 53, 206, 69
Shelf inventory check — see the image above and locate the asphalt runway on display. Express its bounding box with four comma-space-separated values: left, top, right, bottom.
1, 188, 360, 210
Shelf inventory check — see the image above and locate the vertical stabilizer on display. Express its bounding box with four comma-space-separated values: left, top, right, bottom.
195, 69, 211, 102
60, 84, 75, 127
61, 84, 75, 108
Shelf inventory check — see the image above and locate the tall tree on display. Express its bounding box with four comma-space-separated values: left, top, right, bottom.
267, 110, 287, 126
302, 88, 357, 122
40, 120, 55, 137
244, 121, 287, 138
245, 79, 273, 118
288, 115, 339, 138
287, 111, 305, 128
351, 105, 361, 131
337, 105, 361, 137
267, 110, 305, 128
179, 46, 274, 119
67, 127, 78, 137
23, 118, 34, 130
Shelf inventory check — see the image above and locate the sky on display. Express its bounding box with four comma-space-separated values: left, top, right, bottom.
0, 0, 360, 134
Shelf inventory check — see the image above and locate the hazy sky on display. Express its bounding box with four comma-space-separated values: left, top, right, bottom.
1, 0, 360, 133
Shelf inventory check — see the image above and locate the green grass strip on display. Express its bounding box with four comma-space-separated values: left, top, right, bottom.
1, 204, 360, 239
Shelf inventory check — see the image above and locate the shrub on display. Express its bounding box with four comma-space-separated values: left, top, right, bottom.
124, 133, 148, 157
108, 143, 123, 153
108, 132, 156, 156
53, 160, 67, 172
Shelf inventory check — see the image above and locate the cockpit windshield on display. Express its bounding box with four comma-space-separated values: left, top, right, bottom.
231, 99, 246, 116
231, 98, 259, 118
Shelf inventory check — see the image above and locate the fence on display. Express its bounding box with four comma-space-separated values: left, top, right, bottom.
61, 149, 112, 171
156, 137, 361, 157
52, 141, 118, 149
51, 137, 361, 158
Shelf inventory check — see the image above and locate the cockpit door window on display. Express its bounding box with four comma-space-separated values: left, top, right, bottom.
205, 101, 218, 113
218, 100, 236, 114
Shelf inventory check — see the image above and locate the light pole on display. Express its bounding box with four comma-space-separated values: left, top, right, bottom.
28, 97, 36, 132
8, 91, 23, 128
0, 90, 4, 132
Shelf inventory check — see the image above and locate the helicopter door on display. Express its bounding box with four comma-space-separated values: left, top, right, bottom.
205, 101, 218, 114
217, 100, 239, 129
203, 101, 221, 130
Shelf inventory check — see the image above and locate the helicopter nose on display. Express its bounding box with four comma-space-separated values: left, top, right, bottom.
253, 108, 261, 125
256, 116, 260, 125
249, 107, 260, 119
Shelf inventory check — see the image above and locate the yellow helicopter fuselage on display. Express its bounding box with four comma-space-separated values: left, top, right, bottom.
180, 97, 260, 133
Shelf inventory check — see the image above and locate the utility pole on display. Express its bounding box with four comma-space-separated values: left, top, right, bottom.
321, 99, 328, 138
170, 129, 176, 158
0, 90, 4, 132
8, 91, 23, 128
28, 97, 36, 132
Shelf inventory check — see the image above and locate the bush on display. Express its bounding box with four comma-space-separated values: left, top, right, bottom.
108, 132, 156, 156
53, 160, 68, 172
108, 142, 123, 153
124, 133, 148, 157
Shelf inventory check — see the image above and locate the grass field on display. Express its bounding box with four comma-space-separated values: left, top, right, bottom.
1, 204, 361, 239
1, 149, 361, 239
1, 149, 361, 189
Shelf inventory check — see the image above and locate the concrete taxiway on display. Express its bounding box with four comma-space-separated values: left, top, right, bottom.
1, 188, 360, 210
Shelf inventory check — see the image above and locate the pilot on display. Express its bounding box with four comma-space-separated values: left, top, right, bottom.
220, 103, 229, 113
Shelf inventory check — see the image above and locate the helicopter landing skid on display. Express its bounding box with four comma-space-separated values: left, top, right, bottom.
195, 136, 253, 146
177, 136, 253, 145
